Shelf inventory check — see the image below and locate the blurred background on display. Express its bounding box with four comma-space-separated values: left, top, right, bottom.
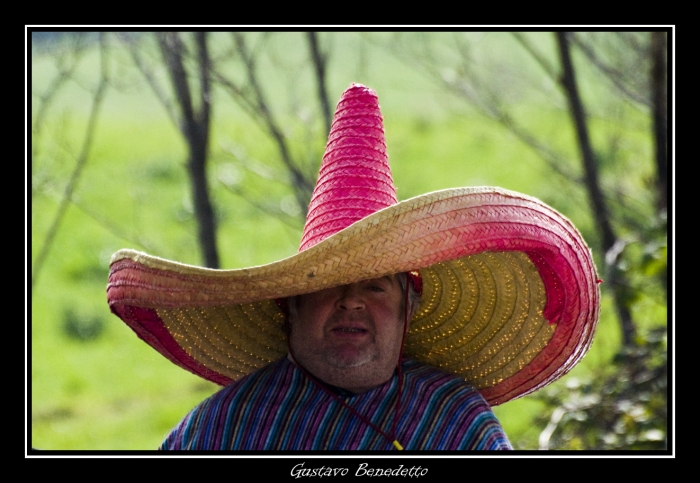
30, 30, 670, 451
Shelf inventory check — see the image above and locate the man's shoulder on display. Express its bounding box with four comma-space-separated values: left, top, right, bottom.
168, 357, 295, 421
398, 359, 512, 450
402, 359, 481, 392
401, 359, 493, 409
211, 357, 295, 398
159, 357, 298, 450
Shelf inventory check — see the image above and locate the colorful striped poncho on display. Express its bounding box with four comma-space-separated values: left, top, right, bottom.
160, 357, 512, 450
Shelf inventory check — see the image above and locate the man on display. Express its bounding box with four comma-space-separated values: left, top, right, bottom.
156, 273, 512, 450
108, 84, 600, 450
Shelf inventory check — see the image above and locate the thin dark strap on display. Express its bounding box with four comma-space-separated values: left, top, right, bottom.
390, 277, 412, 449
286, 347, 401, 448
284, 304, 407, 450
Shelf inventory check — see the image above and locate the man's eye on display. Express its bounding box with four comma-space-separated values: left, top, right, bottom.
369, 285, 385, 292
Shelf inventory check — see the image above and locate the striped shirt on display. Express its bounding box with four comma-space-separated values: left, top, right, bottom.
160, 357, 512, 450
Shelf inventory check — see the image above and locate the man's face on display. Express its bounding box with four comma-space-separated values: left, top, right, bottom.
289, 275, 406, 394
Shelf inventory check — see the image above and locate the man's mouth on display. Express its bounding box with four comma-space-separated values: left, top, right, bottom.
329, 314, 371, 336
330, 324, 370, 336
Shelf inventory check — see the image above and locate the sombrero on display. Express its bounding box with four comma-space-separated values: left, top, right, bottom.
107, 83, 600, 406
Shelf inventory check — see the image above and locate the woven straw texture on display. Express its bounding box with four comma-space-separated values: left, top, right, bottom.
107, 84, 599, 405
300, 84, 397, 250
108, 187, 600, 405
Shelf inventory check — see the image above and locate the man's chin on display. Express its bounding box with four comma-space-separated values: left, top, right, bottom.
326, 350, 375, 369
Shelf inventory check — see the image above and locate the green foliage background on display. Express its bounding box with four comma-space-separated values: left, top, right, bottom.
30, 31, 668, 451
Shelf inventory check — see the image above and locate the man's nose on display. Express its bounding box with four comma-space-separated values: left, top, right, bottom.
336, 284, 365, 310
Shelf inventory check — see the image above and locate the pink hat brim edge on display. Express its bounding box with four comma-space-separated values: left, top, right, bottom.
107, 186, 601, 405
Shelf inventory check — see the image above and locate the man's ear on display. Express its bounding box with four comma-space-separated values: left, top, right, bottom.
409, 302, 419, 321
279, 297, 293, 338
405, 301, 419, 329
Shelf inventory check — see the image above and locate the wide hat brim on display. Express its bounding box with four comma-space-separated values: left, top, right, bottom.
107, 186, 600, 405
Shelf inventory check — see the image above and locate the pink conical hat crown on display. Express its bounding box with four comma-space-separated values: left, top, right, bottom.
299, 84, 398, 252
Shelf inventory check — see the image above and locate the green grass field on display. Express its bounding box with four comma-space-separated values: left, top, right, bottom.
30, 32, 665, 451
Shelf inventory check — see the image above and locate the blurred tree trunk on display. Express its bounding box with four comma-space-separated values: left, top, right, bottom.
158, 32, 220, 268
555, 32, 636, 347
307, 32, 332, 136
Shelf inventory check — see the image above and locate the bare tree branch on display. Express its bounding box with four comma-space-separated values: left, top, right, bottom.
217, 141, 304, 231
442, 73, 585, 183
221, 184, 303, 231
32, 34, 89, 136
383, 33, 656, 239
159, 33, 197, 131
32, 33, 109, 291
32, 36, 91, 205
509, 32, 661, 231
570, 32, 651, 108
555, 31, 636, 347
511, 32, 558, 80
158, 32, 220, 268
196, 32, 212, 133
214, 33, 315, 214
120, 33, 179, 128
69, 199, 161, 254
378, 33, 584, 184
234, 33, 314, 201
650, 31, 667, 213
307, 32, 332, 135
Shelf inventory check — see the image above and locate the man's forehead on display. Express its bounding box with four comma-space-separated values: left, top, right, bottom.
325, 274, 400, 292
370, 274, 400, 285
296, 274, 401, 299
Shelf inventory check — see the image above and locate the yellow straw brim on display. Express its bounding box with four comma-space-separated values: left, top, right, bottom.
107, 187, 600, 405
